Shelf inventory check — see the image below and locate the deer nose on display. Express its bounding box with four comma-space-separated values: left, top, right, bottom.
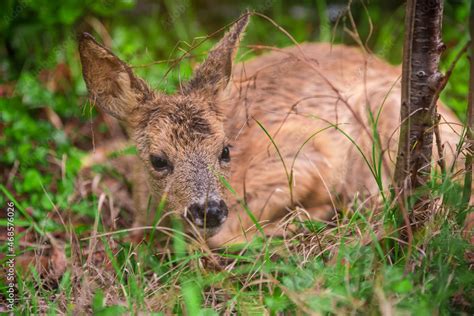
187, 200, 228, 229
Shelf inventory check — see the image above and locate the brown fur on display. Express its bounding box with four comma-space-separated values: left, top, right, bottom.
79, 15, 466, 247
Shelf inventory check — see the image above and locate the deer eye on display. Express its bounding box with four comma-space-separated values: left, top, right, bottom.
220, 146, 230, 162
150, 155, 172, 172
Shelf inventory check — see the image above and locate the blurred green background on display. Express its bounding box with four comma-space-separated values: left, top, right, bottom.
0, 0, 471, 228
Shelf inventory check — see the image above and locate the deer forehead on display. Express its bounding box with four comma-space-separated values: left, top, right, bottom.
141, 98, 226, 155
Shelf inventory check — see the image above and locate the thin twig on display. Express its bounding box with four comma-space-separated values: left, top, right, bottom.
434, 114, 447, 177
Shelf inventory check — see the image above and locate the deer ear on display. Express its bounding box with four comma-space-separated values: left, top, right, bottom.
184, 13, 250, 95
78, 33, 152, 122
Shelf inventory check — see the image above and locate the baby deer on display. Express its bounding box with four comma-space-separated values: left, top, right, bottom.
79, 14, 464, 247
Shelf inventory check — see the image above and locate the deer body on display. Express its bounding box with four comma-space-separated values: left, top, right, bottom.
210, 43, 461, 246
79, 16, 462, 247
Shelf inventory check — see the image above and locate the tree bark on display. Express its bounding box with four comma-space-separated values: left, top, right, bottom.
394, 0, 445, 225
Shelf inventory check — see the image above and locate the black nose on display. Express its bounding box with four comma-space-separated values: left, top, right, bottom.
187, 200, 228, 228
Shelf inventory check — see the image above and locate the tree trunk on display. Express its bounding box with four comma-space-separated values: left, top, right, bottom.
394, 0, 445, 226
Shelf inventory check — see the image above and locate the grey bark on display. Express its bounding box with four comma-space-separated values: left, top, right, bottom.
394, 0, 445, 224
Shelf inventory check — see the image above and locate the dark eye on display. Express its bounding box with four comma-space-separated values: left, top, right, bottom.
220, 146, 230, 162
150, 155, 172, 172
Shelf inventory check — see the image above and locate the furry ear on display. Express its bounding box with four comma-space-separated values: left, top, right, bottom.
184, 13, 250, 96
78, 33, 152, 122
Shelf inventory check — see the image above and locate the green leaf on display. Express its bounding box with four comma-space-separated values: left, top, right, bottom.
22, 169, 43, 192
392, 279, 413, 294
182, 280, 202, 316
92, 289, 105, 312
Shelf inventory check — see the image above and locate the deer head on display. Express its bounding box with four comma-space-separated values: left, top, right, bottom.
78, 14, 249, 237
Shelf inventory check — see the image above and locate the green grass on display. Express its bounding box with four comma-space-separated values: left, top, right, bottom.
0, 0, 473, 314
6, 197, 472, 314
